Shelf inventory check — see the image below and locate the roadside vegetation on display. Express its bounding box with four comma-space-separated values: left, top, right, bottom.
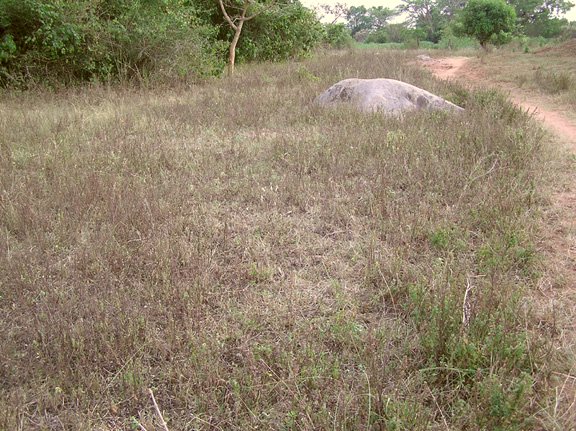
472, 39, 576, 107
1, 49, 570, 430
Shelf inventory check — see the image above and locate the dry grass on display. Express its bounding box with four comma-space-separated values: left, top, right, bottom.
0, 50, 569, 430
476, 40, 576, 108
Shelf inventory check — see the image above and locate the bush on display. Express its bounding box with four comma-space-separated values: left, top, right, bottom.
236, 3, 324, 62
560, 21, 576, 40
418, 40, 438, 49
364, 28, 389, 44
438, 26, 480, 50
324, 23, 354, 49
94, 0, 226, 82
0, 0, 226, 86
0, 0, 327, 86
534, 68, 574, 94
0, 0, 86, 84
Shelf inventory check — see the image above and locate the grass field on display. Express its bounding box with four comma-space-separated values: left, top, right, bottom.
0, 50, 570, 430
476, 39, 576, 108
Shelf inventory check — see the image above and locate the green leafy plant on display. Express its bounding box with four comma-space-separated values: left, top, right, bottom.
323, 23, 354, 49
459, 0, 517, 49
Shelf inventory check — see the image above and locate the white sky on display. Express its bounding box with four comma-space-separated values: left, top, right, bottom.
301, 0, 576, 22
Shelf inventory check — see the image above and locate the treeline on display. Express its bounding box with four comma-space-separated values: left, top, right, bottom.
0, 0, 325, 86
1, 0, 574, 87
322, 0, 574, 47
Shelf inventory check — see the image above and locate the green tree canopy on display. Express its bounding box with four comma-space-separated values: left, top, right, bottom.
345, 5, 397, 35
346, 5, 371, 35
508, 0, 574, 36
460, 0, 517, 47
0, 0, 324, 86
399, 0, 446, 42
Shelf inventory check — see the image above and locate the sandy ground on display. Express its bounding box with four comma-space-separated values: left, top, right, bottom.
424, 55, 576, 419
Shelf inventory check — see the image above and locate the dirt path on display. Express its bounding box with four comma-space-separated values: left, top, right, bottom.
424, 55, 576, 421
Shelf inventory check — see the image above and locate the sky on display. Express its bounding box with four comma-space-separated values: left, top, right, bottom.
300, 0, 576, 22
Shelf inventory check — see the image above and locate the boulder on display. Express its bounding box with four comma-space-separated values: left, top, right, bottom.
316, 78, 463, 116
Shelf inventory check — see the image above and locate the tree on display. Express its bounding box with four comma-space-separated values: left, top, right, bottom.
437, 0, 467, 18
399, 0, 445, 42
236, 2, 324, 61
385, 23, 411, 42
460, 0, 516, 48
346, 5, 371, 35
319, 2, 349, 24
218, 0, 269, 76
345, 5, 397, 36
369, 6, 397, 29
508, 0, 574, 36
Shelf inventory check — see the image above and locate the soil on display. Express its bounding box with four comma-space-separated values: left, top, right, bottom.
423, 55, 576, 416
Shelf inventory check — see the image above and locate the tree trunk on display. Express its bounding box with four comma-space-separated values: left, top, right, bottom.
228, 21, 244, 77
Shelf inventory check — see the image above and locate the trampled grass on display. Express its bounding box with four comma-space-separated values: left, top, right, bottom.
0, 50, 569, 430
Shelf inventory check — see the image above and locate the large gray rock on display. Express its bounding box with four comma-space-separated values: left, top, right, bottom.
316, 78, 463, 116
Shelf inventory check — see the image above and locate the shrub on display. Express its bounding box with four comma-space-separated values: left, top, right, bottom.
534, 68, 574, 94
364, 28, 389, 44
0, 0, 86, 84
438, 26, 480, 50
236, 3, 324, 62
0, 0, 227, 86
324, 23, 354, 49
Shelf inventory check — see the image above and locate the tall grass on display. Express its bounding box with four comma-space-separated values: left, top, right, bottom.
534, 68, 574, 94
0, 51, 565, 430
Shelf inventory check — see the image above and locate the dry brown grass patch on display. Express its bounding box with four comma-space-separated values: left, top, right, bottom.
0, 50, 568, 430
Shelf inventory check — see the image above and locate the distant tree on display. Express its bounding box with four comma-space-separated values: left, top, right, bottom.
508, 0, 574, 36
346, 5, 371, 35
437, 0, 468, 18
319, 2, 349, 23
460, 0, 516, 48
399, 0, 445, 42
345, 5, 397, 35
524, 14, 567, 36
560, 19, 576, 38
405, 26, 428, 46
385, 22, 412, 42
508, 0, 573, 25
369, 6, 398, 28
